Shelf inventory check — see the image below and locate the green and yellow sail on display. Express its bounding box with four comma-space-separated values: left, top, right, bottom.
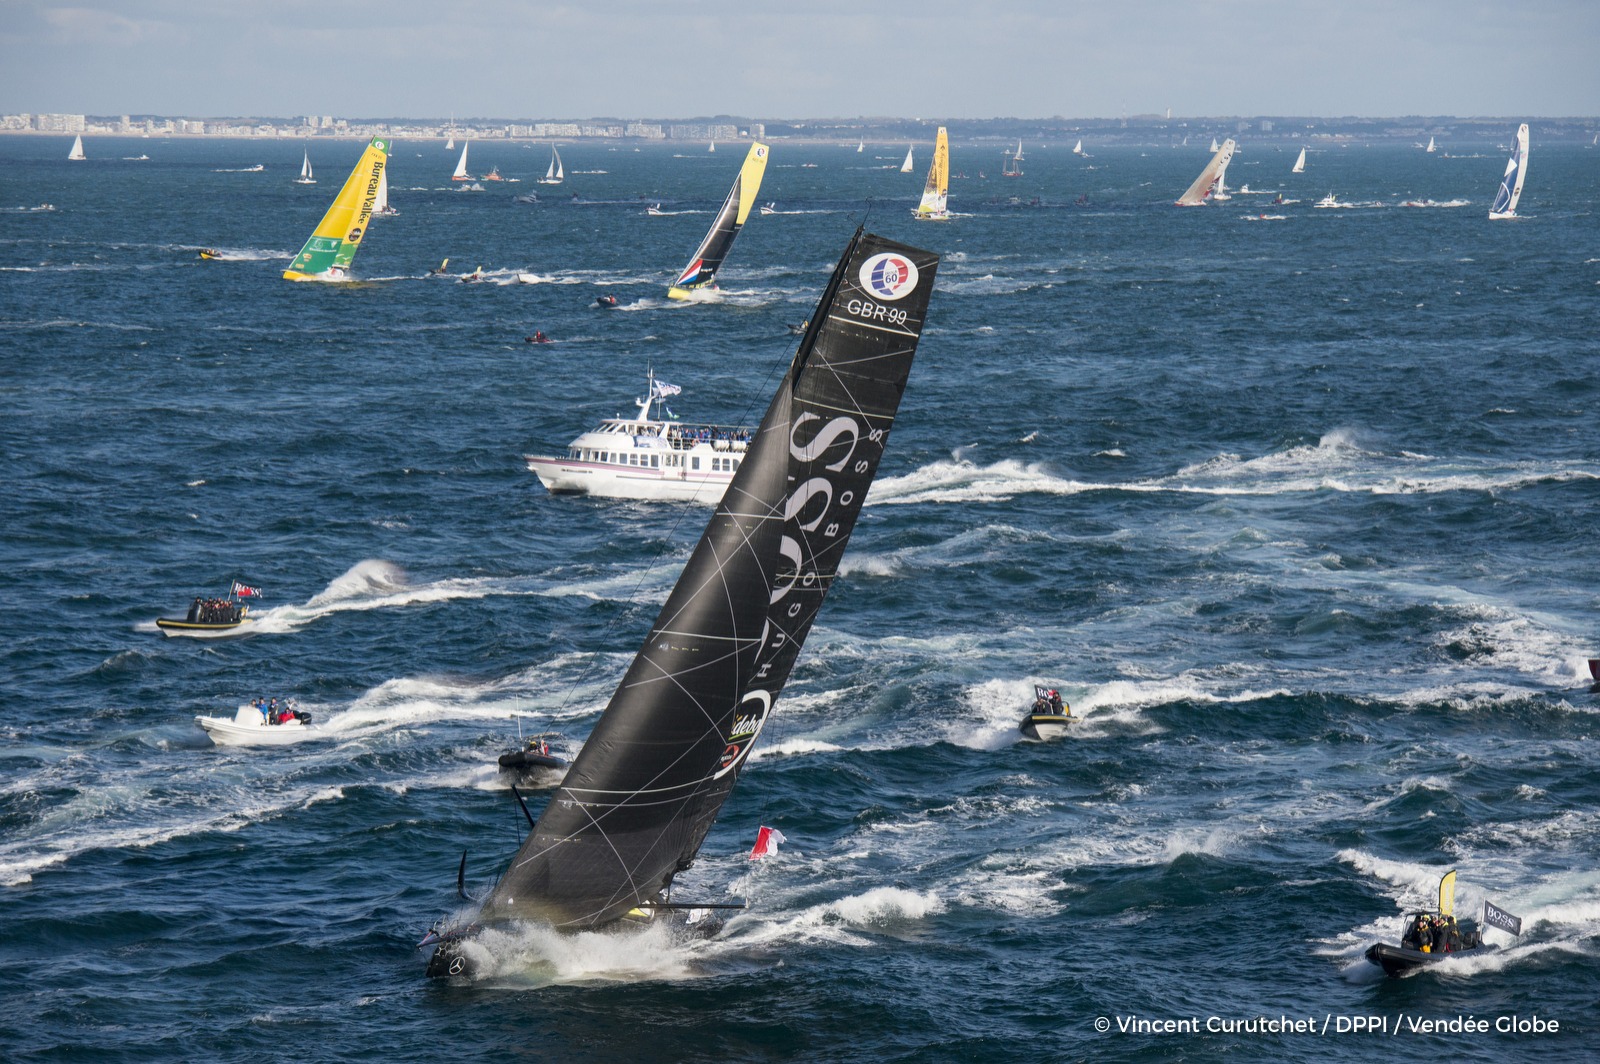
283, 137, 389, 281
667, 141, 769, 300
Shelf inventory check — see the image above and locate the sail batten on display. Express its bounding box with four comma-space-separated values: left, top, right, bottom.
469, 230, 939, 931
667, 142, 770, 299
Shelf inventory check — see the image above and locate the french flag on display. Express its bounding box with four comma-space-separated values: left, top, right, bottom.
748, 826, 786, 860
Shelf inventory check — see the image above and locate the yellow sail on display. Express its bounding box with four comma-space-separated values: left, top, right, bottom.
283, 137, 390, 281
914, 127, 949, 220
1438, 869, 1457, 917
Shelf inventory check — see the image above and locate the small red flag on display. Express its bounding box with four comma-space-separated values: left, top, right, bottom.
748, 826, 786, 860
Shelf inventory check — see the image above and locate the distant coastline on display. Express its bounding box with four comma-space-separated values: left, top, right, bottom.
4, 112, 1597, 148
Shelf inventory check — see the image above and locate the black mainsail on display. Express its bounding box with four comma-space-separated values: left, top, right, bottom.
435, 230, 938, 959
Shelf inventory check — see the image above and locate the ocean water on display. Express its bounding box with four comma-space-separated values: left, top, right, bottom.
2, 134, 1598, 1062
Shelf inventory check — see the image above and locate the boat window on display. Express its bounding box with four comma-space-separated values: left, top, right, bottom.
650, 456, 659, 468
692, 457, 700, 470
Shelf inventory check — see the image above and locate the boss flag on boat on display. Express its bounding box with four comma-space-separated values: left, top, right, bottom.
230, 582, 262, 598
1482, 900, 1523, 937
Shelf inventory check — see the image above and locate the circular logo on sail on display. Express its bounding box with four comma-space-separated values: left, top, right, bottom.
346, 226, 364, 242
858, 253, 919, 301
712, 689, 771, 780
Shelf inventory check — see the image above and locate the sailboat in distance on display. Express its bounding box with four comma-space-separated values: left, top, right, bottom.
68, 135, 85, 161
900, 145, 914, 173
450, 141, 471, 181
1426, 136, 1436, 153
422, 228, 940, 978
666, 141, 769, 300
1175, 138, 1236, 205
282, 137, 389, 282
1292, 147, 1306, 174
913, 126, 950, 221
1488, 123, 1529, 220
295, 150, 316, 184
537, 145, 563, 184
373, 165, 397, 216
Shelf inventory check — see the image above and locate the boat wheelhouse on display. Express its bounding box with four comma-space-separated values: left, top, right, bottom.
525, 371, 753, 502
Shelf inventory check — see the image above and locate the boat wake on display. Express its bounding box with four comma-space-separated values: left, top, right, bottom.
871, 438, 1600, 505
191, 246, 288, 262
511, 271, 588, 285
243, 559, 539, 634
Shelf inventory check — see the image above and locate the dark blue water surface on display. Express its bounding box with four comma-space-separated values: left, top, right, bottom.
2, 134, 1598, 1062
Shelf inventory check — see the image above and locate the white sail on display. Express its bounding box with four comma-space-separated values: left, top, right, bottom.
68, 134, 85, 161
451, 141, 470, 180
708, 140, 716, 153
1210, 137, 1219, 152
1176, 139, 1236, 205
1292, 147, 1306, 174
900, 146, 914, 173
538, 146, 563, 184
1073, 139, 1082, 154
1426, 136, 1436, 153
374, 166, 392, 214
856, 140, 864, 153
296, 150, 316, 184
1488, 123, 1529, 220
1014, 139, 1024, 162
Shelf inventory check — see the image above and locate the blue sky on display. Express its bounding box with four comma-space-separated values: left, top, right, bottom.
1, 0, 1596, 119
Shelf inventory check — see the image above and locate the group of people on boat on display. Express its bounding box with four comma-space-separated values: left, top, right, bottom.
665, 425, 750, 446
252, 698, 311, 727
186, 597, 244, 625
1030, 689, 1068, 716
1400, 912, 1479, 954
524, 331, 551, 344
